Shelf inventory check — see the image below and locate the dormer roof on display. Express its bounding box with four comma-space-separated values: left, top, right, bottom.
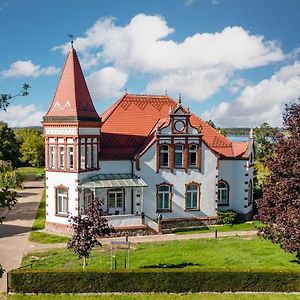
43, 47, 100, 123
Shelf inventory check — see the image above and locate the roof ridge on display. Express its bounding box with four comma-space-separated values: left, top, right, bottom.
101, 94, 127, 123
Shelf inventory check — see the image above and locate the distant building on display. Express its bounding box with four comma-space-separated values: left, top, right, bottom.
43, 47, 254, 234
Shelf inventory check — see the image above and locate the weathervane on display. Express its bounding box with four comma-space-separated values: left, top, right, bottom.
68, 34, 74, 48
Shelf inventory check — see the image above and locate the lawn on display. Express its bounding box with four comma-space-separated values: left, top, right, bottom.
22, 236, 300, 270
173, 220, 262, 234
29, 190, 70, 244
6, 293, 300, 300
17, 167, 45, 181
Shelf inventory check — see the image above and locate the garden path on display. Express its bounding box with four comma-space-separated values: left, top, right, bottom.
25, 230, 257, 254
0, 180, 44, 292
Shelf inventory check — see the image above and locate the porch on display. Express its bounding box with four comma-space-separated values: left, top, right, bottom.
78, 173, 151, 230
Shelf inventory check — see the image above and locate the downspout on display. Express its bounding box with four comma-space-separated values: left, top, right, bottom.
131, 160, 134, 214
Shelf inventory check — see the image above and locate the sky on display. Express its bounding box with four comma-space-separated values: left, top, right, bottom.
0, 0, 300, 128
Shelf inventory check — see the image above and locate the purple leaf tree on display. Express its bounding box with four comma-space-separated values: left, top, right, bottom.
68, 198, 114, 269
256, 100, 300, 259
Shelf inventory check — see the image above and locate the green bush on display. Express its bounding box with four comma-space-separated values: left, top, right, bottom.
8, 269, 300, 293
0, 170, 22, 189
217, 210, 237, 225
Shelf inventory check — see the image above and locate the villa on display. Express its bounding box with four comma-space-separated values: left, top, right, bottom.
43, 46, 254, 234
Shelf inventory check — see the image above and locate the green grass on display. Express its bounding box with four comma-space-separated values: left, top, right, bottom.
17, 166, 44, 181
6, 293, 300, 300
29, 190, 70, 244
22, 236, 300, 270
173, 221, 262, 234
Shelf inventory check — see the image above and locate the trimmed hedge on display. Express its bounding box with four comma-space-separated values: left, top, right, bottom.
8, 268, 300, 293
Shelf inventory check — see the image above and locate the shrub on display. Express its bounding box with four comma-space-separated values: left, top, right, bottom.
0, 170, 22, 189
8, 269, 300, 293
217, 210, 237, 225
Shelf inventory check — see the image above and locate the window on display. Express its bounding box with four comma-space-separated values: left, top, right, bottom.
108, 189, 123, 208
83, 189, 93, 211
218, 181, 229, 206
56, 187, 68, 215
174, 144, 183, 167
93, 144, 98, 168
80, 145, 86, 170
157, 184, 171, 211
189, 145, 197, 166
58, 146, 64, 169
248, 180, 253, 206
87, 145, 92, 169
160, 144, 169, 167
186, 183, 199, 209
49, 145, 55, 169
67, 146, 74, 170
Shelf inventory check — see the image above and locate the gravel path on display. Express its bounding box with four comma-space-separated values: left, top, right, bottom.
0, 181, 44, 292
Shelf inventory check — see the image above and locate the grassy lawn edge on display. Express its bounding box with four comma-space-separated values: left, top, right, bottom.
29, 190, 70, 244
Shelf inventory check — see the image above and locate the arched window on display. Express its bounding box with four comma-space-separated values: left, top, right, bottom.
174, 144, 183, 167
56, 187, 68, 216
248, 180, 253, 206
189, 145, 197, 167
160, 144, 169, 167
218, 181, 229, 206
186, 183, 200, 210
157, 183, 172, 212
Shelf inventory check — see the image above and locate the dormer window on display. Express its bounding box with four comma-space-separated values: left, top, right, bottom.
174, 144, 183, 167
160, 145, 169, 167
189, 145, 197, 166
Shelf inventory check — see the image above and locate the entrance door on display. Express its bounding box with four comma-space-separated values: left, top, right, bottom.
108, 189, 124, 215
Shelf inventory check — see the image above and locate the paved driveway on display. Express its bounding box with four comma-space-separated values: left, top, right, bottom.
0, 181, 44, 292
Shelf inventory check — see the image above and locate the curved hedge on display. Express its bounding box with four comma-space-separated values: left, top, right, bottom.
8, 269, 300, 293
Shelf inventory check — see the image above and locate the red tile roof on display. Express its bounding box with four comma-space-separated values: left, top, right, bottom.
44, 48, 100, 122
100, 94, 248, 159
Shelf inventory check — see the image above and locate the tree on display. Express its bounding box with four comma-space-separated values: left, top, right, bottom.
206, 119, 227, 136
68, 198, 114, 269
0, 83, 30, 111
256, 101, 300, 259
16, 128, 45, 167
0, 121, 20, 167
254, 122, 277, 161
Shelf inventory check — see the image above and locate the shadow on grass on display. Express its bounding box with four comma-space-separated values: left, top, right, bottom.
290, 259, 300, 264
141, 262, 201, 269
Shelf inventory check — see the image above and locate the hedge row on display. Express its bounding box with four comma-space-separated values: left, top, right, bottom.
8, 269, 300, 293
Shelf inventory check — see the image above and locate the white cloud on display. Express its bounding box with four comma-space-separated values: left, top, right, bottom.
146, 68, 229, 101
87, 67, 128, 101
211, 0, 219, 5
54, 14, 284, 102
183, 0, 197, 6
228, 78, 248, 94
0, 104, 45, 127
202, 61, 300, 127
1, 60, 59, 78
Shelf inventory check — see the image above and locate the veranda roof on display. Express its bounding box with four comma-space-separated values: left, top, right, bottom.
79, 173, 147, 189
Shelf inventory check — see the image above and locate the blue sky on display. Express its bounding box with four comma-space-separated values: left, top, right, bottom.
1, 0, 300, 127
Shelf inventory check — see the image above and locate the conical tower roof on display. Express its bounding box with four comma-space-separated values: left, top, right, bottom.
44, 47, 100, 123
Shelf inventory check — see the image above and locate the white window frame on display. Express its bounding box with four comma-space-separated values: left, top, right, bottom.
186, 184, 199, 209
49, 145, 55, 169
67, 146, 74, 170
56, 188, 68, 215
87, 144, 92, 169
58, 146, 64, 169
218, 181, 229, 206
80, 145, 86, 170
93, 144, 98, 168
157, 184, 171, 211
108, 189, 123, 209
